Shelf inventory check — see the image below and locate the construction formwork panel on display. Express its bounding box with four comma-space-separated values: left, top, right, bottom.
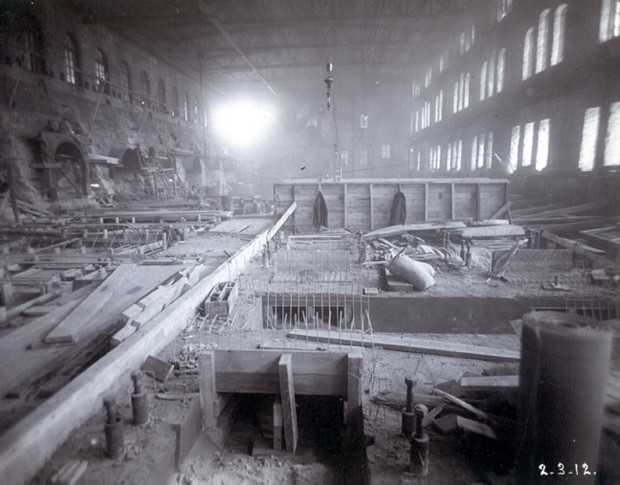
273, 178, 509, 233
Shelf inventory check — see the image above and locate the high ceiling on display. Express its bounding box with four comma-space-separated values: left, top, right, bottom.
76, 0, 485, 93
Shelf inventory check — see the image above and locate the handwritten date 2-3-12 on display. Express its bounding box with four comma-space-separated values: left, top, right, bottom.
539, 463, 595, 476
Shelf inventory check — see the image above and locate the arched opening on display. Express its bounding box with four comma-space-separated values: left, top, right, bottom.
122, 149, 141, 173
54, 142, 88, 196
192, 157, 203, 176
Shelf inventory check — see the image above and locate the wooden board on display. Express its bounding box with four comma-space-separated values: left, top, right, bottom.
287, 330, 520, 362
459, 375, 519, 391
211, 349, 349, 395
44, 264, 184, 344
278, 354, 298, 452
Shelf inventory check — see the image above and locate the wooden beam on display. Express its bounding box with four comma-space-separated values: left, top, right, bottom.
489, 201, 512, 220
199, 352, 217, 429
0, 204, 297, 485
423, 183, 429, 221
347, 353, 363, 416
459, 375, 519, 391
541, 230, 620, 271
278, 354, 298, 452
287, 329, 520, 362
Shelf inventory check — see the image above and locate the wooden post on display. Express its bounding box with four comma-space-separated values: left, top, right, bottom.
346, 352, 364, 440
278, 354, 298, 452
273, 399, 283, 451
0, 281, 14, 308
198, 352, 217, 429
369, 184, 374, 230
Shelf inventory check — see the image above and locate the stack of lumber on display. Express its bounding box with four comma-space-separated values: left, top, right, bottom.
512, 201, 613, 233
44, 263, 185, 345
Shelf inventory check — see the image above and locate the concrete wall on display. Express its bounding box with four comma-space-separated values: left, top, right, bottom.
0, 1, 210, 206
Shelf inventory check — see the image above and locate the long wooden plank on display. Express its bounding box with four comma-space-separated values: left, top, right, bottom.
44, 264, 184, 344
459, 375, 519, 391
0, 203, 297, 485
541, 230, 620, 271
199, 352, 217, 429
279, 354, 298, 452
287, 330, 520, 362
362, 221, 466, 240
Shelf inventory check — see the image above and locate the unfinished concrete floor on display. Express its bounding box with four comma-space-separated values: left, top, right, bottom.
6, 226, 620, 484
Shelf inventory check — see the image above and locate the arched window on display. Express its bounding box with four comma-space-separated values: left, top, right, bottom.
63, 34, 78, 84
487, 50, 496, 98
120, 61, 131, 102
497, 48, 506, 93
22, 22, 45, 74
522, 28, 535, 80
94, 49, 108, 92
536, 9, 551, 73
172, 86, 179, 117
599, 0, 620, 41
551, 5, 568, 65
158, 79, 166, 112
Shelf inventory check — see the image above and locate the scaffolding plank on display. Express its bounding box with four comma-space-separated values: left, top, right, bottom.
288, 330, 520, 362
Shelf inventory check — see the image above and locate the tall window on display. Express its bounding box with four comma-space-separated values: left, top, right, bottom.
536, 9, 551, 73
360, 149, 368, 165
458, 73, 465, 111
184, 92, 190, 121
536, 119, 550, 171
464, 73, 470, 108
600, 0, 620, 42
485, 133, 494, 169
551, 5, 568, 65
141, 71, 150, 96
22, 26, 45, 74
94, 49, 108, 92
120, 61, 131, 102
497, 48, 506, 93
522, 122, 535, 167
172, 86, 179, 117
510, 126, 521, 172
381, 144, 391, 159
487, 51, 496, 98
434, 90, 443, 122
63, 34, 78, 84
453, 82, 459, 113
471, 136, 478, 170
523, 28, 535, 80
477, 133, 486, 169
480, 61, 488, 100
158, 79, 167, 112
497, 0, 513, 22
579, 107, 601, 171
604, 102, 620, 166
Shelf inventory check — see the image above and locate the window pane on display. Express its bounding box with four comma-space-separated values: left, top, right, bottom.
536, 10, 550, 73
551, 5, 567, 65
510, 125, 520, 172
579, 107, 600, 171
522, 122, 535, 167
604, 102, 620, 166
497, 48, 506, 92
536, 119, 550, 171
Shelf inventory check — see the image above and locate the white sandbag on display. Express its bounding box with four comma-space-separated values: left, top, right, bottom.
415, 261, 436, 277
387, 253, 435, 291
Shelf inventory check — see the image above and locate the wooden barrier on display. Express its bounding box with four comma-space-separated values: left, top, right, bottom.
274, 178, 509, 232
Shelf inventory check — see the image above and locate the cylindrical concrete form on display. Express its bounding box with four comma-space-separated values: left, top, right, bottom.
387, 252, 435, 291
515, 311, 612, 484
